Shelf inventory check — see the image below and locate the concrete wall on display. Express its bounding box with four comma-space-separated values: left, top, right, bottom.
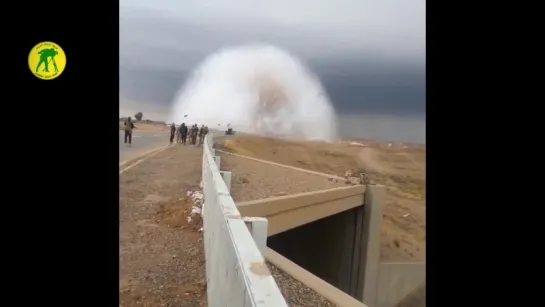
359, 185, 384, 306
246, 182, 425, 307
267, 206, 365, 300
237, 186, 366, 237
394, 282, 426, 307
376, 263, 426, 307
266, 247, 367, 307
201, 133, 288, 307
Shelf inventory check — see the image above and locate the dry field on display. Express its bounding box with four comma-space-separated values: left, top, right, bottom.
217, 134, 426, 262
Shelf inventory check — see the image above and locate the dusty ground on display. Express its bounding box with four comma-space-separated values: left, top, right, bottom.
119, 144, 206, 307
216, 153, 345, 202
120, 121, 168, 131
217, 134, 426, 262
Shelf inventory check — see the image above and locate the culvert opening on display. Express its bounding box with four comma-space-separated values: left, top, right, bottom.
267, 205, 366, 301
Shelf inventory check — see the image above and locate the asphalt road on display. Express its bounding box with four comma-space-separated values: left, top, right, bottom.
119, 130, 169, 163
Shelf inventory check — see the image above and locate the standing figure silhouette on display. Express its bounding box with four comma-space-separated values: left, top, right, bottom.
36, 48, 59, 73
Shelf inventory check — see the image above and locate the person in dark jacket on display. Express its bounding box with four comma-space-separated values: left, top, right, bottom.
198, 125, 206, 146
181, 123, 188, 144
191, 124, 199, 145
177, 123, 183, 143
170, 123, 176, 144
176, 124, 182, 143
124, 117, 136, 146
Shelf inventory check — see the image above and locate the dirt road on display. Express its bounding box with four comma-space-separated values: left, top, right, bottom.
119, 144, 206, 306
119, 130, 169, 163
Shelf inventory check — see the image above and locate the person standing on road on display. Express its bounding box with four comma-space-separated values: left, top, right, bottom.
202, 125, 209, 145
176, 124, 183, 143
191, 124, 198, 145
124, 117, 135, 146
181, 123, 188, 144
198, 125, 206, 146
170, 123, 176, 144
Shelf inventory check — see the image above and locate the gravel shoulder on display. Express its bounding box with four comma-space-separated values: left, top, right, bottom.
217, 152, 345, 202
120, 144, 206, 307
267, 262, 335, 307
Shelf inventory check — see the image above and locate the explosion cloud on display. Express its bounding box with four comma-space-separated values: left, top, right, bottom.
170, 44, 338, 141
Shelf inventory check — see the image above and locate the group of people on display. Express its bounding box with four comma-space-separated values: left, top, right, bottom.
170, 123, 209, 146
122, 117, 210, 148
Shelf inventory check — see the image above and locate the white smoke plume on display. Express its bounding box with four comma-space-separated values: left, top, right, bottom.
170, 44, 338, 141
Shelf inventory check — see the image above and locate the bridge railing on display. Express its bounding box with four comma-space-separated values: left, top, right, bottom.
201, 133, 288, 307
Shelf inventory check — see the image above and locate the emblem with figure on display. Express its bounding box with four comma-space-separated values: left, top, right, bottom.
28, 41, 66, 80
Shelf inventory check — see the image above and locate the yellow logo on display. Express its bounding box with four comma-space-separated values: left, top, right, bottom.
28, 41, 66, 80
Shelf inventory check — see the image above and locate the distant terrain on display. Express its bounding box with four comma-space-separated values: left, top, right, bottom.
119, 118, 168, 131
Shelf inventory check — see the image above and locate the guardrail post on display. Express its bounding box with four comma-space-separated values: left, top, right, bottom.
243, 217, 268, 256
220, 171, 232, 192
